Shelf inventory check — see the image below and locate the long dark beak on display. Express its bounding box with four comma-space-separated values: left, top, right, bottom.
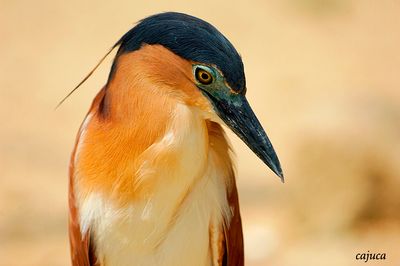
211, 93, 284, 181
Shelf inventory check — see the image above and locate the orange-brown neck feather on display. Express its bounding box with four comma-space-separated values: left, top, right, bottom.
73, 45, 219, 205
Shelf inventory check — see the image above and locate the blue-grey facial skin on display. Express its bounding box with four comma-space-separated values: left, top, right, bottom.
193, 64, 284, 181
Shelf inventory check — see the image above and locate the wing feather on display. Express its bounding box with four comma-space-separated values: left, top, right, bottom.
222, 181, 244, 266
69, 170, 98, 266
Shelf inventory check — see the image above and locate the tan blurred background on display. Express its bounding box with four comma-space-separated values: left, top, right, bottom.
1, 0, 399, 265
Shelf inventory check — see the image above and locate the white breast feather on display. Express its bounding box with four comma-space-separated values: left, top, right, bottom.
76, 104, 231, 266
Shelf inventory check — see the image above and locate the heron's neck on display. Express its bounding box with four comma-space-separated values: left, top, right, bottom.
74, 90, 234, 266
73, 87, 215, 206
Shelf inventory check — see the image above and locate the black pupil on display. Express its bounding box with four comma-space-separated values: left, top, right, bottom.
201, 72, 209, 80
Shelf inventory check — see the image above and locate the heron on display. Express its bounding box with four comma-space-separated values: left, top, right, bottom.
68, 12, 283, 266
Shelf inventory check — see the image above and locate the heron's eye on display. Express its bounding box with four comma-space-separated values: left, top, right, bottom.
195, 68, 213, 85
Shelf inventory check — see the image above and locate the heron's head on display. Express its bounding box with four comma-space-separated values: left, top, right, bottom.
107, 12, 283, 180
